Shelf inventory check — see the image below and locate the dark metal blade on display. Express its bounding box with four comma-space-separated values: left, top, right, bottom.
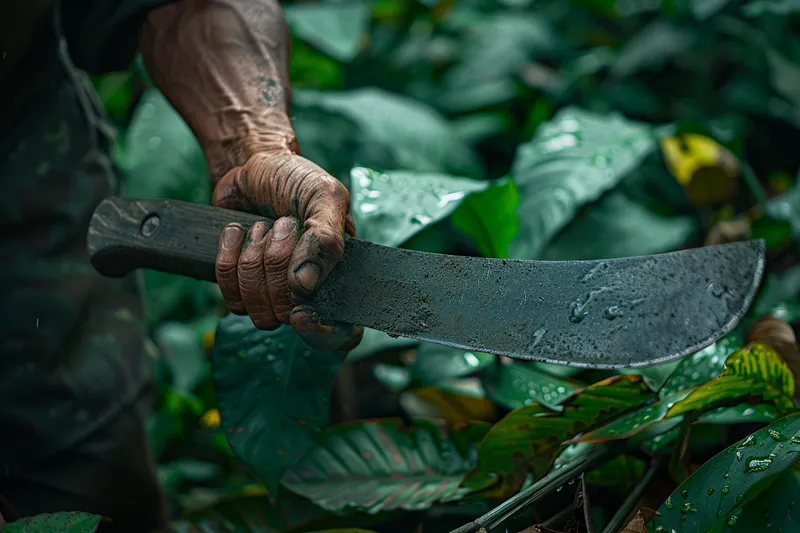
313, 239, 765, 368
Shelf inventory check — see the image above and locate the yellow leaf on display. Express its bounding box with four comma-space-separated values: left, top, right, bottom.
660, 133, 739, 206
201, 408, 221, 428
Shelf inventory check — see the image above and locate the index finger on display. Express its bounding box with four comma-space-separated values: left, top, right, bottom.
287, 170, 351, 299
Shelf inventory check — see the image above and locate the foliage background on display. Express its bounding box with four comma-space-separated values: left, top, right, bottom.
77, 0, 800, 531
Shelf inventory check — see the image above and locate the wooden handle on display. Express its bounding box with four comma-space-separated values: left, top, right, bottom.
87, 197, 271, 282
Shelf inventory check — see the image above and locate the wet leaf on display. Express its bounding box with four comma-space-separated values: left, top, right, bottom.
211, 314, 346, 497
461, 375, 652, 496
733, 466, 800, 530
666, 342, 796, 418
348, 167, 489, 248
2, 512, 103, 532
412, 343, 495, 385
650, 414, 800, 532
509, 107, 658, 260
284, 2, 370, 62
292, 89, 482, 178
481, 360, 583, 411
281, 418, 491, 512
659, 332, 744, 398
540, 191, 696, 261
451, 178, 520, 258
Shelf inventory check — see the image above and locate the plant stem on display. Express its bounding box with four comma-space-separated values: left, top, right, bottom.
448, 445, 611, 533
600, 458, 661, 533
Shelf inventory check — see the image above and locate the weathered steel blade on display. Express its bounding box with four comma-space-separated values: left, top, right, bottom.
313, 238, 765, 368
88, 197, 765, 368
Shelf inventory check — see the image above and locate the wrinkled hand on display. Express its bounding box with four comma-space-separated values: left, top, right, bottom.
212, 151, 362, 352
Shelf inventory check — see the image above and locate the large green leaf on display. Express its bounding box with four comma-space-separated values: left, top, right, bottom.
481, 360, 584, 411
540, 190, 697, 261
211, 315, 346, 496
284, 2, 370, 62
450, 178, 520, 258
578, 342, 796, 443
2, 513, 102, 533
650, 414, 800, 532
281, 418, 491, 512
659, 332, 744, 398
461, 375, 652, 496
348, 167, 489, 247
732, 466, 800, 531
292, 89, 483, 177
508, 108, 660, 260
666, 342, 797, 418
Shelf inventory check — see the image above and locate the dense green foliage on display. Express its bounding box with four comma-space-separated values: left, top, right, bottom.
25, 0, 800, 531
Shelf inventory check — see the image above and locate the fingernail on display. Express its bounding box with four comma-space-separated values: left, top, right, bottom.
250, 222, 267, 243
272, 218, 296, 240
294, 262, 321, 293
221, 225, 244, 249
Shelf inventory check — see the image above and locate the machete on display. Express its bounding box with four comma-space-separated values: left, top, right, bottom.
86, 197, 765, 369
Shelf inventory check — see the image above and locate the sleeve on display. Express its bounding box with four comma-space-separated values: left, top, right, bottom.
60, 0, 180, 74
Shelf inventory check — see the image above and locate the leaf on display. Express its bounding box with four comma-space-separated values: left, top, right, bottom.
650, 414, 800, 531
451, 178, 520, 258
741, 0, 800, 15
292, 88, 483, 178
281, 418, 492, 512
284, 2, 370, 62
764, 180, 800, 243
752, 265, 800, 320
584, 455, 646, 488
659, 332, 744, 398
481, 360, 583, 411
579, 341, 795, 443
666, 342, 796, 419
733, 466, 800, 530
411, 343, 495, 385
611, 21, 694, 77
540, 190, 697, 261
154, 321, 208, 394
689, 0, 735, 19
461, 375, 652, 496
348, 167, 489, 247
2, 512, 103, 532
211, 314, 346, 497
619, 509, 652, 533
508, 108, 659, 260
408, 385, 498, 423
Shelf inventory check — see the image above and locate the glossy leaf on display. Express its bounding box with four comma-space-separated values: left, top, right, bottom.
481, 360, 583, 411
2, 513, 102, 533
650, 414, 800, 531
348, 167, 489, 248
211, 314, 346, 496
292, 89, 482, 178
281, 418, 491, 512
666, 342, 796, 419
732, 466, 800, 531
659, 332, 743, 398
540, 191, 697, 261
451, 178, 520, 258
284, 2, 370, 62
411, 343, 495, 385
509, 107, 658, 260
461, 375, 652, 496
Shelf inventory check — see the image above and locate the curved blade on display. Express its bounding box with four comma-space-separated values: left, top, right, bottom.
313, 239, 765, 368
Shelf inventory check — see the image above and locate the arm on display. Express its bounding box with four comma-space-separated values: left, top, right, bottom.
139, 0, 361, 351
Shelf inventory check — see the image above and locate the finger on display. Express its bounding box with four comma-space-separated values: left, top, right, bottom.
237, 221, 279, 330
211, 166, 254, 212
290, 306, 364, 352
263, 216, 302, 324
216, 223, 246, 314
287, 179, 351, 298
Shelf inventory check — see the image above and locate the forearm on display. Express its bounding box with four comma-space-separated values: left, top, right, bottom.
139, 0, 297, 182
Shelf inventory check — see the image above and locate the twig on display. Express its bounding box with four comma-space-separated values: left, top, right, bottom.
600, 458, 661, 533
448, 446, 612, 533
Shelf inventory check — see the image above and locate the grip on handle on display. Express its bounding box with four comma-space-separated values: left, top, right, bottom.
87, 197, 271, 282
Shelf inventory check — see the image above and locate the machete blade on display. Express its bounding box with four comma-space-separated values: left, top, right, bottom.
312, 238, 765, 368
87, 197, 765, 369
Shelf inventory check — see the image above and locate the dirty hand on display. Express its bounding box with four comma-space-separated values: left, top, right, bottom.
212, 149, 362, 352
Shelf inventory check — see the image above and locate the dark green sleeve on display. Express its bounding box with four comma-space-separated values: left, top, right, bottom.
61, 0, 179, 74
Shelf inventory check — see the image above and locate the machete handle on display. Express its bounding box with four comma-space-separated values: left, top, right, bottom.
87, 196, 279, 282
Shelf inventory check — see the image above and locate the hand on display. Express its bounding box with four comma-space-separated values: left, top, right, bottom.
212, 150, 363, 352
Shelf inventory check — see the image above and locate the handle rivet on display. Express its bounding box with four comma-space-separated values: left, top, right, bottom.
141, 214, 161, 237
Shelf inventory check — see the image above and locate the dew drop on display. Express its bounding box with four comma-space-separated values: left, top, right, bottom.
722, 485, 729, 495
681, 489, 688, 498
665, 496, 673, 509
603, 305, 623, 320
728, 515, 738, 526
680, 502, 693, 513
723, 473, 730, 479
708, 487, 716, 496
769, 429, 787, 441
738, 435, 756, 448
745, 455, 774, 473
